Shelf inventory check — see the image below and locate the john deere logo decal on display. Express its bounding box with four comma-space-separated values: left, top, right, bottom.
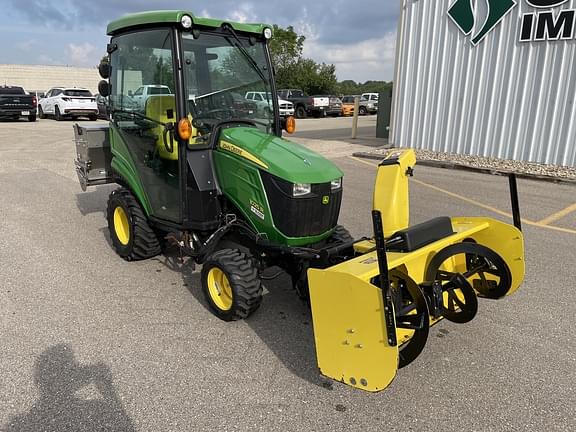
322, 196, 330, 205
449, 0, 575, 45
449, 0, 517, 45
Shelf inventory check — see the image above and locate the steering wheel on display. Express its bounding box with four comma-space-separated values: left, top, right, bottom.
201, 108, 236, 120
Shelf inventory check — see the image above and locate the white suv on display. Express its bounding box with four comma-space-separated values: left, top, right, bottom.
245, 91, 294, 117
39, 87, 98, 121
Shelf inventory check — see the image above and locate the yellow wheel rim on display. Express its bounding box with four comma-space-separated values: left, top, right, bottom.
207, 268, 233, 311
113, 206, 130, 246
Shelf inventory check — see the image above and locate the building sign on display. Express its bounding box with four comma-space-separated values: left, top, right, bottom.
449, 0, 575, 45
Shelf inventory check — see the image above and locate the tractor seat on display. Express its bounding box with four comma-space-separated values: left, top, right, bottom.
145, 95, 179, 161
386, 217, 454, 252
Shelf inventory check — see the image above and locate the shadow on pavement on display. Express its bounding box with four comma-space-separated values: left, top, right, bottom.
154, 253, 327, 389
75, 186, 115, 216
4, 344, 135, 432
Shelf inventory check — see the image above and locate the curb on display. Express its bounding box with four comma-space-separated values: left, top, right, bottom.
352, 152, 576, 185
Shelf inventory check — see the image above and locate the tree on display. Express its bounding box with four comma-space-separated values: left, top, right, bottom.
269, 26, 337, 94
269, 25, 305, 71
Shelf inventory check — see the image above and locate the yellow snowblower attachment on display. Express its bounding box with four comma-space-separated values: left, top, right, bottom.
308, 149, 525, 392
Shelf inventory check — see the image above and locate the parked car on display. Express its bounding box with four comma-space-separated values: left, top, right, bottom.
39, 87, 98, 121
341, 95, 376, 116
311, 95, 342, 117
361, 93, 379, 114
340, 96, 356, 116
0, 86, 37, 122
95, 94, 109, 119
244, 91, 294, 117
277, 89, 329, 118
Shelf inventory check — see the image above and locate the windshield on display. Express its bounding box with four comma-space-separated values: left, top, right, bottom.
182, 32, 275, 138
149, 86, 171, 95
64, 89, 92, 97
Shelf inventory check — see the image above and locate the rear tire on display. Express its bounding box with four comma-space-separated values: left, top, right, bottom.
54, 105, 62, 121
28, 114, 36, 122
89, 114, 98, 121
106, 188, 161, 261
359, 106, 367, 116
201, 249, 262, 321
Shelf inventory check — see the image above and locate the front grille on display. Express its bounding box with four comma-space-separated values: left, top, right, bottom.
261, 171, 342, 238
279, 103, 292, 109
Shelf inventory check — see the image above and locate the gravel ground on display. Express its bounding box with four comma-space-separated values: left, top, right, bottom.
358, 147, 576, 181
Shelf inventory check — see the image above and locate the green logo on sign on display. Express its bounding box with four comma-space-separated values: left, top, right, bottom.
449, 0, 517, 45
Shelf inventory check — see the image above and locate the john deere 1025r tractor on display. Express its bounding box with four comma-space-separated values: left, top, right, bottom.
74, 10, 525, 392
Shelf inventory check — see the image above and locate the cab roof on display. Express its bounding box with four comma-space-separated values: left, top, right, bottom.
107, 10, 271, 37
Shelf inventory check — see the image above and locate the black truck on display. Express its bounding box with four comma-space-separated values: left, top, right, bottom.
0, 86, 37, 122
277, 89, 329, 119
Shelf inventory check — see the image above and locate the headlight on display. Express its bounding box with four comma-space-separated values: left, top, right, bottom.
293, 183, 311, 196
263, 27, 273, 39
367, 103, 374, 108
181, 15, 193, 29
331, 178, 342, 190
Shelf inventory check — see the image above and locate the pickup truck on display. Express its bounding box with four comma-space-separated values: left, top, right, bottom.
276, 89, 329, 119
0, 86, 37, 122
129, 85, 173, 111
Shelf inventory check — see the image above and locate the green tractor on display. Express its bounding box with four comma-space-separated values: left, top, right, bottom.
75, 10, 525, 391
75, 10, 351, 321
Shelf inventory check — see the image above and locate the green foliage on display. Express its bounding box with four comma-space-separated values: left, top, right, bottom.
269, 25, 337, 95
335, 80, 393, 97
269, 25, 305, 70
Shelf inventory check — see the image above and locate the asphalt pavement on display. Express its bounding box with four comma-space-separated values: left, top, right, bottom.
0, 117, 575, 431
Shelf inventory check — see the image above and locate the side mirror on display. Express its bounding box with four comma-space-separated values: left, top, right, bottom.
128, 90, 133, 97
98, 61, 111, 79
98, 80, 110, 97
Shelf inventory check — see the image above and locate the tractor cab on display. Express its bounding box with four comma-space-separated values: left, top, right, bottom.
95, 11, 295, 232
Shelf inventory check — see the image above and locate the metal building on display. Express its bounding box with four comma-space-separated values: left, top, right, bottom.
391, 0, 576, 167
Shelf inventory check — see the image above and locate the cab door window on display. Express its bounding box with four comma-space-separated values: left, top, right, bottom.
109, 28, 181, 223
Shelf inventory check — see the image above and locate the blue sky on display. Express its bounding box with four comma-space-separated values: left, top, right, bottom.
0, 0, 399, 82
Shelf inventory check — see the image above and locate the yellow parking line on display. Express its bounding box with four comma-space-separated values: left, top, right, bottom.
347, 156, 576, 235
537, 203, 576, 226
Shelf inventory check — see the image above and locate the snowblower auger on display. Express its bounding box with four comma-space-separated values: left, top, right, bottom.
308, 149, 525, 392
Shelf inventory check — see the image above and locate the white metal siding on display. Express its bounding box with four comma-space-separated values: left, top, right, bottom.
391, 0, 576, 167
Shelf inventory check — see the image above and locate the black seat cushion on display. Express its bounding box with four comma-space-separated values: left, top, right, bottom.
386, 217, 454, 252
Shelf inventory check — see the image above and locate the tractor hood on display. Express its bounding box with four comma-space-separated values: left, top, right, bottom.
218, 127, 343, 184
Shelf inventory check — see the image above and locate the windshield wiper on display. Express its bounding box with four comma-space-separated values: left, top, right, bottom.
222, 24, 269, 86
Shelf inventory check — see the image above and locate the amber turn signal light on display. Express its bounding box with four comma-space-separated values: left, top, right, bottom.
285, 116, 296, 134
178, 118, 193, 140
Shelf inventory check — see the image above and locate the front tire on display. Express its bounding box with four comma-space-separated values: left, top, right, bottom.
359, 106, 367, 116
328, 225, 354, 244
201, 249, 262, 321
38, 106, 45, 119
106, 188, 161, 261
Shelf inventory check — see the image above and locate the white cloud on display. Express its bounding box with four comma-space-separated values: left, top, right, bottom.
303, 32, 397, 82
225, 3, 257, 23
65, 42, 98, 67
